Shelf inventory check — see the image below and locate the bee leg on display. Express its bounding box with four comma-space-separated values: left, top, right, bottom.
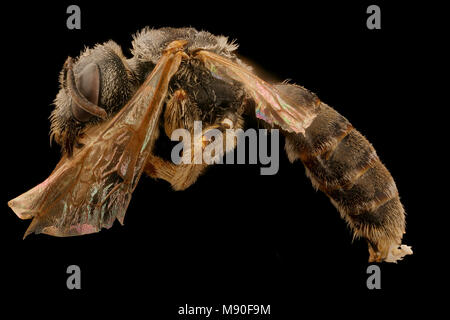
144, 120, 233, 190
144, 155, 207, 191
147, 88, 225, 190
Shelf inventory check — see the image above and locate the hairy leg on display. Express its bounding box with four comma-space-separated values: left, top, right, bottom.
144, 155, 207, 191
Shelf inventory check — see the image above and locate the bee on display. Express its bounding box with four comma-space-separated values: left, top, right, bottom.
8, 27, 412, 263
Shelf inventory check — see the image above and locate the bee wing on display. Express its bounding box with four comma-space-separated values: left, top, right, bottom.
8, 48, 184, 238
195, 50, 319, 134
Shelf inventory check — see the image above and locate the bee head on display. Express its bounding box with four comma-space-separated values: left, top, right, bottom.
50, 41, 137, 154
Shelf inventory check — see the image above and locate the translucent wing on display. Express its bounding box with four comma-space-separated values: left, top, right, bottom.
195, 50, 319, 134
8, 46, 184, 238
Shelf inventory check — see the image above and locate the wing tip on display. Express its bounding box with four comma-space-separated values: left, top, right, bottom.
8, 197, 35, 220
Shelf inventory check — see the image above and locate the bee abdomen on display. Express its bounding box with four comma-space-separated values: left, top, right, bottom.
279, 84, 411, 262
287, 104, 398, 213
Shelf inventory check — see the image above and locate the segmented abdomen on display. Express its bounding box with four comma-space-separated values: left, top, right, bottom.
277, 84, 411, 262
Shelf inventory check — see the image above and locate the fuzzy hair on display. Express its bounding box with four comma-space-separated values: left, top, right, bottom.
131, 27, 239, 65
278, 83, 411, 263
50, 41, 137, 154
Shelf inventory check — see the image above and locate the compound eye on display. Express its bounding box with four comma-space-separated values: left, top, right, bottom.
68, 62, 103, 122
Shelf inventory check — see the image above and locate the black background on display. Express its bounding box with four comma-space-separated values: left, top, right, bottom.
0, 0, 442, 317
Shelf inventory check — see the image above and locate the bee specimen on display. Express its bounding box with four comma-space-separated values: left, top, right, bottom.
8, 27, 412, 263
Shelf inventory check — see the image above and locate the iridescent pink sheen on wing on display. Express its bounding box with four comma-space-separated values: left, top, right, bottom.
196, 50, 319, 134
